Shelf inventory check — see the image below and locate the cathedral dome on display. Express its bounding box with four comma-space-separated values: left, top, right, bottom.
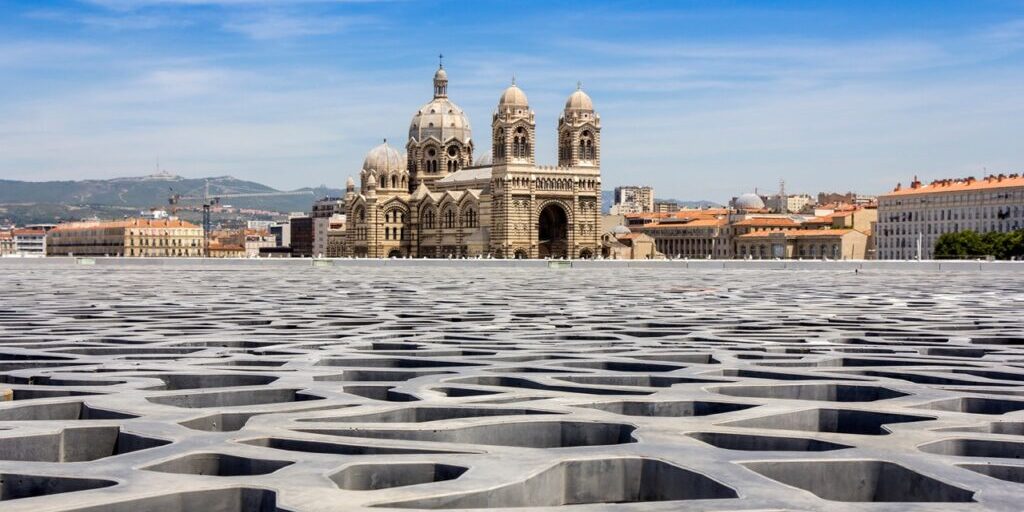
734, 193, 765, 210
498, 83, 528, 108
362, 141, 406, 174
409, 98, 472, 144
565, 88, 594, 111
408, 65, 472, 145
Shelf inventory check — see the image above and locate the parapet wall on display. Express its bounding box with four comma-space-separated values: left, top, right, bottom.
2, 257, 1022, 272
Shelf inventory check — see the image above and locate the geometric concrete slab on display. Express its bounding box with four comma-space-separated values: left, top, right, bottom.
1, 259, 1024, 511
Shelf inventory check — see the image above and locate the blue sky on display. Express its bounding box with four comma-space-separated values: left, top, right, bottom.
1, 0, 1023, 202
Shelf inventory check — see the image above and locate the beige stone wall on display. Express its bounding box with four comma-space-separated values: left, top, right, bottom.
48, 224, 203, 257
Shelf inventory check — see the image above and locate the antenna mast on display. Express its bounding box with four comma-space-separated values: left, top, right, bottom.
778, 179, 787, 213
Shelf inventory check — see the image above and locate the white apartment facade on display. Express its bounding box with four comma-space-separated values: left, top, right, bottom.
877, 174, 1024, 260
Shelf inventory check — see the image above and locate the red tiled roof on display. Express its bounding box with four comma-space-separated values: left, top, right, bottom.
51, 218, 200, 232
738, 229, 857, 239
732, 217, 801, 227
883, 174, 1024, 197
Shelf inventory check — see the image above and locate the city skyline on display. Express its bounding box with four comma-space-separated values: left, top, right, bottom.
2, 1, 1024, 202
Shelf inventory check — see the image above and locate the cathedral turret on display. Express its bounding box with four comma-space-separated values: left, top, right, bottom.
558, 83, 600, 168
365, 172, 377, 198
407, 61, 474, 189
492, 79, 535, 165
433, 67, 448, 98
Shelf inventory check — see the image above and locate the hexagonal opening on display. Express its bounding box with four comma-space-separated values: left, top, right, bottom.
332, 462, 467, 490
919, 438, 1024, 459
713, 383, 907, 402
379, 457, 737, 508
958, 463, 1024, 484
688, 432, 851, 451
916, 397, 1024, 415
297, 406, 560, 423
578, 400, 756, 417
723, 408, 934, 435
142, 452, 293, 476
0, 426, 169, 462
297, 420, 636, 448
743, 460, 975, 502
0, 473, 116, 501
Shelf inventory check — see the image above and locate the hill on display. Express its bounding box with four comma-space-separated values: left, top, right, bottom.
0, 173, 344, 224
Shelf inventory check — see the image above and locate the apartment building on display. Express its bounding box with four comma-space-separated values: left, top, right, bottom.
877, 174, 1024, 259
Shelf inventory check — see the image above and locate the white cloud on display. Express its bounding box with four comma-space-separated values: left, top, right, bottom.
222, 12, 371, 39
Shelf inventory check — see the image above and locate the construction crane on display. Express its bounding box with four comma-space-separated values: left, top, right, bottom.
169, 181, 312, 255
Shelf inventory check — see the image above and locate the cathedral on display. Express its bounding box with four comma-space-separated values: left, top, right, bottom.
343, 62, 603, 259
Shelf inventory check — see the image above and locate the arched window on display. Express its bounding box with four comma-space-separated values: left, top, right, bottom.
463, 208, 477, 228
579, 131, 594, 160
443, 208, 456, 229
426, 148, 438, 174
495, 128, 505, 158
423, 209, 436, 229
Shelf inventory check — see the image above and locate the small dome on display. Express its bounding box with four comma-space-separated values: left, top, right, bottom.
474, 153, 493, 167
734, 193, 765, 210
366, 173, 377, 188
434, 67, 448, 82
610, 224, 631, 235
345, 176, 355, 189
565, 88, 594, 111
498, 83, 528, 108
362, 141, 406, 174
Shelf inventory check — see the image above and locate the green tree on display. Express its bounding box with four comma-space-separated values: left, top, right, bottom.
935, 229, 1024, 260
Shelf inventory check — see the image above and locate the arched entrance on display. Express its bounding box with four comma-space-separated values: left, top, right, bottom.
538, 203, 569, 259
513, 248, 528, 259
388, 249, 402, 258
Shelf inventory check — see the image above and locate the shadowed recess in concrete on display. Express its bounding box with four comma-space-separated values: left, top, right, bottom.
379, 457, 738, 508
712, 383, 908, 402
688, 431, 852, 451
742, 460, 976, 502
141, 452, 294, 476
295, 420, 637, 448
0, 401, 137, 421
58, 487, 282, 512
918, 438, 1024, 459
577, 399, 757, 417
146, 388, 324, 408
238, 437, 475, 456
0, 474, 117, 501
959, 463, 1024, 484
296, 406, 561, 423
722, 408, 935, 434
0, 426, 169, 462
332, 462, 468, 490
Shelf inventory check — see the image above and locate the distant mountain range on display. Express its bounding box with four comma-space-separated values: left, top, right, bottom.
0, 173, 344, 225
0, 174, 721, 224
599, 190, 721, 214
